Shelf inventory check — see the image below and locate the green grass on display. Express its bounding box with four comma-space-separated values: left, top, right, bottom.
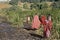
0, 4, 60, 40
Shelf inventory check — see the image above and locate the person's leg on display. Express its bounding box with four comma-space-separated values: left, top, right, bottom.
46, 29, 51, 38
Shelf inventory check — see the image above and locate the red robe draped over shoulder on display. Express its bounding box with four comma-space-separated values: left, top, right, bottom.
32, 15, 41, 29
44, 20, 52, 37
40, 15, 46, 25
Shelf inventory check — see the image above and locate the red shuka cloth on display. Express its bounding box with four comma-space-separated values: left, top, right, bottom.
40, 15, 52, 37
32, 15, 41, 29
44, 20, 52, 32
40, 15, 46, 25
43, 20, 52, 37
40, 15, 52, 31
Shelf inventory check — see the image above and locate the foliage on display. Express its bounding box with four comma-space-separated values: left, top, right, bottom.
0, 2, 60, 39
9, 0, 19, 5
23, 2, 29, 9
19, 0, 59, 3
30, 2, 48, 10
4, 6, 23, 27
0, 0, 60, 40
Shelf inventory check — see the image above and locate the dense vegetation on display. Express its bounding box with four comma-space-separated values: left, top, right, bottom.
9, 0, 60, 5
10, 0, 59, 3
0, 0, 60, 40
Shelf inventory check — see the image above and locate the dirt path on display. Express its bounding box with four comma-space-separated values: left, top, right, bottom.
0, 22, 45, 40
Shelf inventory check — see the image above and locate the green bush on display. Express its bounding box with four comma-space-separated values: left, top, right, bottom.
5, 6, 23, 27
9, 0, 19, 5
23, 3, 29, 9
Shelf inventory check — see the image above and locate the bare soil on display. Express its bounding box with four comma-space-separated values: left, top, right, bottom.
0, 22, 44, 40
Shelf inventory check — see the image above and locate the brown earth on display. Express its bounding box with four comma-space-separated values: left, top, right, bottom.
0, 22, 44, 40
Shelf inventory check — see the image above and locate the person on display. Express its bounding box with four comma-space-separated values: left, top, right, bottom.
40, 15, 47, 37
40, 15, 46, 25
26, 15, 31, 24
47, 14, 52, 31
32, 13, 41, 30
23, 15, 31, 30
43, 14, 52, 38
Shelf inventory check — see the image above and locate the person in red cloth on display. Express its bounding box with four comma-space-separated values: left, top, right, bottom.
32, 13, 41, 30
40, 15, 47, 37
47, 14, 52, 31
43, 14, 53, 38
40, 14, 52, 38
40, 15, 46, 25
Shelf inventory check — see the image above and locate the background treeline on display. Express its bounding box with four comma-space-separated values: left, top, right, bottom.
20, 0, 59, 2
9, 0, 60, 5
14, 0, 59, 2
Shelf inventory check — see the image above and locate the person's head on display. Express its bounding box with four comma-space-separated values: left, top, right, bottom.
47, 14, 51, 21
